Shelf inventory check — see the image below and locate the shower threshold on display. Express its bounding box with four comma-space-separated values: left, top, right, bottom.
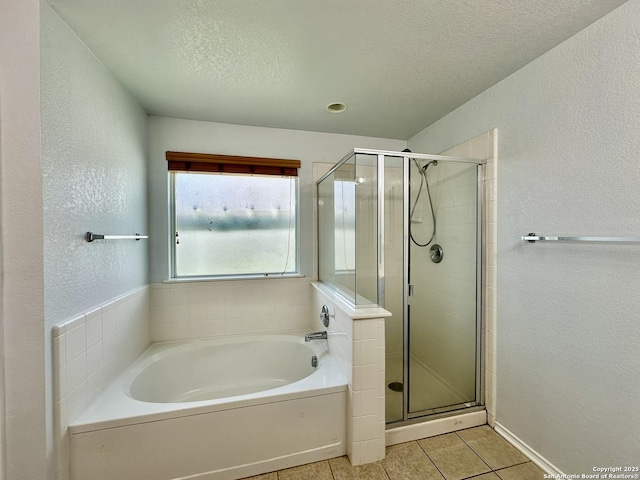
384, 407, 487, 446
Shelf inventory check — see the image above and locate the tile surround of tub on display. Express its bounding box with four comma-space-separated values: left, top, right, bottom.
149, 277, 313, 341
312, 282, 390, 466
441, 129, 498, 426
52, 285, 150, 479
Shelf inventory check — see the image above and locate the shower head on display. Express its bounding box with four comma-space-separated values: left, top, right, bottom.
421, 160, 438, 171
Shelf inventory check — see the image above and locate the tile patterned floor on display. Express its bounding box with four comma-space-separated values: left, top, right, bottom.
243, 426, 546, 480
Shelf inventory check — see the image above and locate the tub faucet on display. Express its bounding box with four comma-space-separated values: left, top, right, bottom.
305, 331, 328, 342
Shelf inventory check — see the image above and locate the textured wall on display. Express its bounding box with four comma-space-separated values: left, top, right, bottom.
41, 3, 149, 326
147, 116, 406, 282
408, 0, 640, 472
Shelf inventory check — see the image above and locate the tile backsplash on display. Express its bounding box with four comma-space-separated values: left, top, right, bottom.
52, 286, 150, 426
149, 277, 313, 342
52, 285, 150, 479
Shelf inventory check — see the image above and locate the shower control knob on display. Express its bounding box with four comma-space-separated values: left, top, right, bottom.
430, 244, 444, 263
320, 305, 330, 327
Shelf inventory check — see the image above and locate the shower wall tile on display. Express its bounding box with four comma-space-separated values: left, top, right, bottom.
52, 285, 150, 449
470, 132, 490, 160
149, 277, 314, 342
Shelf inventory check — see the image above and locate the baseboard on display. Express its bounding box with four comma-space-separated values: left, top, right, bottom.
184, 442, 346, 480
494, 422, 564, 476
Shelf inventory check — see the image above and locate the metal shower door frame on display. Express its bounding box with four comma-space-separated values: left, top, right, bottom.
386, 151, 486, 424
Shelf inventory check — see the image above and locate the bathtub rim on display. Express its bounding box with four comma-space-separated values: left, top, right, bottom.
69, 332, 347, 435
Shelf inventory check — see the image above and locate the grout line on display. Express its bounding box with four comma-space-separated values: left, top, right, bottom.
454, 429, 493, 471
379, 451, 390, 478
463, 473, 498, 479
414, 440, 447, 480
326, 458, 336, 480
454, 428, 535, 476
378, 459, 392, 480
493, 460, 533, 474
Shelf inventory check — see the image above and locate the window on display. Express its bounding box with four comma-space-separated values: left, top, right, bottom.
168, 152, 300, 278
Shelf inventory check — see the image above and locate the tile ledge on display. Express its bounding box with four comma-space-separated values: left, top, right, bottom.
311, 282, 391, 320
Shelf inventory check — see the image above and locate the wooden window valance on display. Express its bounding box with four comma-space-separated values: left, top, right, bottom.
167, 151, 301, 176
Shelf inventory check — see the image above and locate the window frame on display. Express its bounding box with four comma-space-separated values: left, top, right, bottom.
168, 152, 301, 281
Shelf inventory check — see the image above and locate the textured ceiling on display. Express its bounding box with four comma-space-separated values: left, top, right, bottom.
46, 0, 627, 139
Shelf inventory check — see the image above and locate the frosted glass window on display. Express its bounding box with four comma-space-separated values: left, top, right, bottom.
172, 172, 297, 277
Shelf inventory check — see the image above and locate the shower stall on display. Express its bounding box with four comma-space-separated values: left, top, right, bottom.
317, 148, 485, 425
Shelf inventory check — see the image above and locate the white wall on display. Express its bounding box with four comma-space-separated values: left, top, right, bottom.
40, 3, 149, 478
408, 0, 640, 473
41, 2, 149, 324
0, 0, 48, 478
148, 116, 406, 282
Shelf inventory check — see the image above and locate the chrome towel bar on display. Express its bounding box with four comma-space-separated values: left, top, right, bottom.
85, 232, 148, 242
522, 233, 640, 243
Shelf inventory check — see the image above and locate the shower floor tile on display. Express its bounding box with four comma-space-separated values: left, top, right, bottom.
385, 354, 466, 422
240, 426, 543, 480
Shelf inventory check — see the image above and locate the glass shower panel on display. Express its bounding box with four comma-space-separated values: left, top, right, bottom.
408, 161, 479, 414
318, 158, 356, 302
383, 155, 405, 423
354, 153, 378, 305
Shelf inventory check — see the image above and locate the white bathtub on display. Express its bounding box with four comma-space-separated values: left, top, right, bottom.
69, 334, 348, 480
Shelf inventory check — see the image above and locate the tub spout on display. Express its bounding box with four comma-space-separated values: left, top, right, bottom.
305, 331, 327, 342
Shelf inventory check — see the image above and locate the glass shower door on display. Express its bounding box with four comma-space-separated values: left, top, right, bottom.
407, 160, 480, 415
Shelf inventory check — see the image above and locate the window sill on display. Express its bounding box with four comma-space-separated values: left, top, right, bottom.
163, 273, 305, 284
